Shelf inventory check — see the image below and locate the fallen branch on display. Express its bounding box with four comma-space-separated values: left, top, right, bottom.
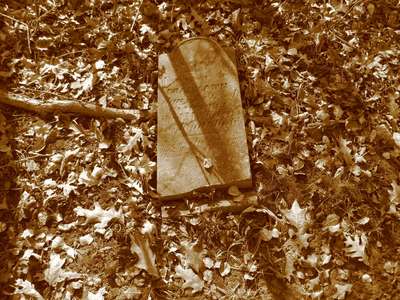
161, 192, 258, 218
0, 91, 149, 121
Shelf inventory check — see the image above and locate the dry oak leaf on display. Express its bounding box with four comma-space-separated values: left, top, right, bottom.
87, 287, 107, 300
388, 181, 400, 214
175, 265, 204, 294
44, 253, 81, 286
393, 132, 400, 147
74, 202, 123, 230
130, 233, 159, 277
182, 240, 204, 273
282, 200, 309, 231
333, 283, 353, 300
344, 232, 368, 262
14, 279, 44, 300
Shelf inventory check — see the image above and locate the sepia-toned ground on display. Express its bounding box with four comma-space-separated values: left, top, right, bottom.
1, 0, 400, 299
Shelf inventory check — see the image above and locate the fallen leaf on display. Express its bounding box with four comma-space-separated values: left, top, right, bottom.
130, 233, 159, 277
74, 202, 123, 230
95, 60, 105, 70
175, 265, 204, 294
339, 138, 353, 165
228, 185, 241, 197
220, 262, 231, 277
282, 200, 309, 231
14, 279, 44, 300
79, 234, 94, 246
388, 181, 400, 214
394, 133, 400, 147
333, 283, 352, 300
44, 253, 81, 286
87, 287, 107, 300
259, 227, 280, 241
344, 232, 368, 262
182, 240, 204, 273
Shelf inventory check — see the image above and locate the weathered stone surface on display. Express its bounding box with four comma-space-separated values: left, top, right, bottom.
157, 37, 252, 199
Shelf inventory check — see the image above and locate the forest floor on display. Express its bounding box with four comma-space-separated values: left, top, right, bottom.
1, 0, 400, 299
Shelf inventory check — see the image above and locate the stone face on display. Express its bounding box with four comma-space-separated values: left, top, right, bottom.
157, 37, 252, 199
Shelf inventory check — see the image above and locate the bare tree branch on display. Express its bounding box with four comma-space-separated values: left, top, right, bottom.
0, 91, 150, 121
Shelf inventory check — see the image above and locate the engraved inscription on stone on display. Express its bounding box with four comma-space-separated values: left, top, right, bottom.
157, 37, 252, 199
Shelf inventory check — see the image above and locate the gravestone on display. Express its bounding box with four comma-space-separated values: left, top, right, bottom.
157, 37, 252, 200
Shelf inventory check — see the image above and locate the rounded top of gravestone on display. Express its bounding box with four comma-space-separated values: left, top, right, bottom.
159, 37, 237, 88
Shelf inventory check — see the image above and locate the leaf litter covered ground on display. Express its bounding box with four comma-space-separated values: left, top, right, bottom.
0, 0, 400, 299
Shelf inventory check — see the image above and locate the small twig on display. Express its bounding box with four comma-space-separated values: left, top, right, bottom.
248, 116, 272, 125
327, 0, 365, 31
34, 5, 56, 22
0, 91, 149, 121
0, 12, 31, 54
331, 29, 354, 50
18, 87, 70, 99
339, 0, 365, 20
31, 5, 57, 35
56, 50, 85, 59
130, 0, 144, 31
0, 154, 52, 169
171, 0, 175, 23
